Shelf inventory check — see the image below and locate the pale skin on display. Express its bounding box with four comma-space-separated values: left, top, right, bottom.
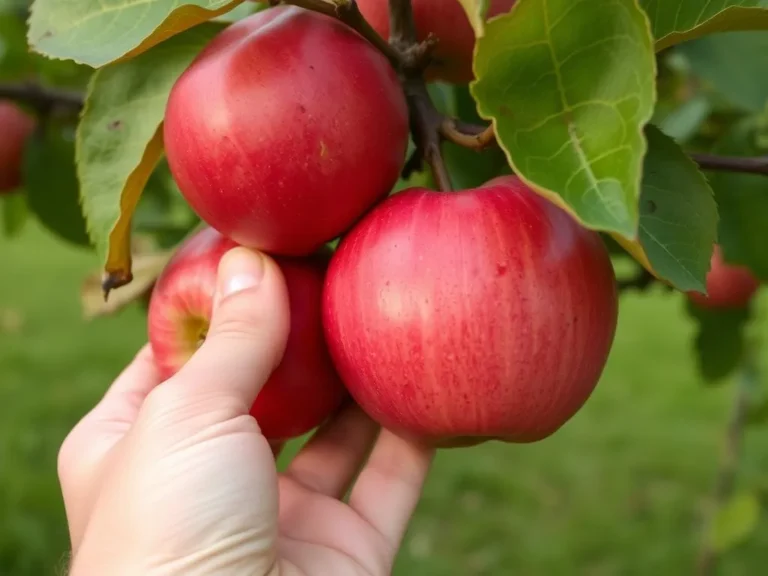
58, 247, 435, 576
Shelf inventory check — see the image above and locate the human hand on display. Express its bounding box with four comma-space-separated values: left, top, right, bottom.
59, 247, 435, 576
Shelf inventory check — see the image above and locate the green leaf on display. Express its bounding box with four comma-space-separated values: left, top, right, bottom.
76, 22, 224, 287
678, 31, 768, 113
655, 94, 713, 144
709, 490, 761, 553
28, 0, 242, 67
688, 301, 751, 383
23, 123, 90, 247
1, 192, 28, 238
214, 0, 262, 22
706, 119, 768, 281
0, 11, 35, 80
640, 0, 768, 51
637, 125, 718, 292
471, 0, 656, 239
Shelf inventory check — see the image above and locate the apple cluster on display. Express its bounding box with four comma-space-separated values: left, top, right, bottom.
148, 5, 621, 447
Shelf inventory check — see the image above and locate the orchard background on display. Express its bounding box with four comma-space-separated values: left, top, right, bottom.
3, 0, 768, 574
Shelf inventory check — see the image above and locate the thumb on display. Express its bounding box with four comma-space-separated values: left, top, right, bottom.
171, 246, 291, 411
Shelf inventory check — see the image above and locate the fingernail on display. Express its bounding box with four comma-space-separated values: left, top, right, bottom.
218, 247, 265, 299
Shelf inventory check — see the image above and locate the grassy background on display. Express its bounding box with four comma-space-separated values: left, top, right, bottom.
2, 221, 768, 575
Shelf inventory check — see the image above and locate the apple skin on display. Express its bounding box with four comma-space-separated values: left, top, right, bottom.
164, 6, 409, 256
322, 175, 618, 447
148, 227, 348, 441
0, 101, 35, 194
357, 0, 516, 84
688, 245, 761, 309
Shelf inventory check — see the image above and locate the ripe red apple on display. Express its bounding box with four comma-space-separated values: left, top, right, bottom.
688, 245, 761, 309
357, 0, 516, 84
0, 101, 35, 194
164, 6, 409, 256
322, 175, 618, 447
148, 227, 348, 441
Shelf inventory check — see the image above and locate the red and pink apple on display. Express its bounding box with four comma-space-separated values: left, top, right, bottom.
357, 0, 516, 84
322, 175, 618, 447
0, 100, 35, 194
148, 227, 348, 441
164, 6, 409, 256
688, 245, 761, 309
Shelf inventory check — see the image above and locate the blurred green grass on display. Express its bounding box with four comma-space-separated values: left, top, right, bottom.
2, 221, 768, 575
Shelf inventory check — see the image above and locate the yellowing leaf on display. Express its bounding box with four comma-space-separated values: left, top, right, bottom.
457, 0, 492, 37
28, 0, 242, 67
76, 23, 224, 291
81, 250, 173, 319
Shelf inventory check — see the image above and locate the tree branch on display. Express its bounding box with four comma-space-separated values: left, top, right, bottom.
696, 354, 755, 576
403, 78, 452, 191
0, 82, 84, 113
278, 0, 401, 68
692, 153, 768, 177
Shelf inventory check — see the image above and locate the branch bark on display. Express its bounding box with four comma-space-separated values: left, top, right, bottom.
0, 82, 84, 112
692, 153, 768, 177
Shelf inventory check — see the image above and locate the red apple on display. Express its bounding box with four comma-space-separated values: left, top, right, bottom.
357, 0, 516, 84
164, 6, 409, 256
0, 101, 35, 194
688, 245, 761, 309
322, 176, 618, 447
148, 227, 348, 441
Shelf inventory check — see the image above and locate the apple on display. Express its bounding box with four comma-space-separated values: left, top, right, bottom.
688, 245, 761, 309
322, 175, 618, 447
0, 101, 35, 194
164, 6, 409, 256
148, 227, 348, 441
357, 0, 516, 84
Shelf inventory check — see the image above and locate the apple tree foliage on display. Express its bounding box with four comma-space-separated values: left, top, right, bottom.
2, 0, 768, 558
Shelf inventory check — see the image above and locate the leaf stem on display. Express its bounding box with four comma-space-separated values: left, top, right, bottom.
440, 119, 496, 150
